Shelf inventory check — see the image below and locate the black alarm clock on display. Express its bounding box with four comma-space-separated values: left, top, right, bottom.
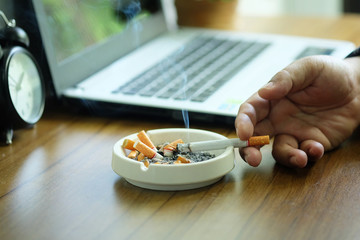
0, 11, 45, 144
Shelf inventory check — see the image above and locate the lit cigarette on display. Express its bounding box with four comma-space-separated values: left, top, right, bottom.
133, 140, 163, 160
137, 130, 156, 150
177, 135, 270, 152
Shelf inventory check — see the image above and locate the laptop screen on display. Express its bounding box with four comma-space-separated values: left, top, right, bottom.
32, 0, 167, 95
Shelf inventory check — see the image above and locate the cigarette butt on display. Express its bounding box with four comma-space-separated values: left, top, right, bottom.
143, 159, 150, 168
164, 139, 184, 157
137, 130, 156, 150
133, 140, 163, 160
137, 153, 145, 161
248, 135, 270, 146
163, 149, 174, 157
127, 150, 138, 159
174, 159, 182, 164
164, 139, 184, 149
176, 155, 191, 164
122, 139, 136, 150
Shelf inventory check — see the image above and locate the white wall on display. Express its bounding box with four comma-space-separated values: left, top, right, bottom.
239, 0, 343, 17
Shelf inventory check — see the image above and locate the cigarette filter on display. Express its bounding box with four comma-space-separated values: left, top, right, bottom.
137, 130, 156, 150
176, 155, 191, 164
137, 152, 145, 161
133, 140, 163, 160
143, 159, 150, 168
248, 136, 270, 146
177, 135, 270, 152
127, 150, 139, 159
174, 159, 182, 164
122, 139, 136, 150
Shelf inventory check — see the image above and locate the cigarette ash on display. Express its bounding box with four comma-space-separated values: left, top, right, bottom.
135, 143, 215, 166
154, 142, 215, 164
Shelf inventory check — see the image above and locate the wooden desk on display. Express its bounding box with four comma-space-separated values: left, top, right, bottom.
2, 15, 360, 240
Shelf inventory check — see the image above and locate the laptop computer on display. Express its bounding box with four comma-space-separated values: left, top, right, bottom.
31, 0, 355, 124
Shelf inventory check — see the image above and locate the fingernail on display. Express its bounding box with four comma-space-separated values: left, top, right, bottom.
290, 156, 297, 166
262, 82, 274, 90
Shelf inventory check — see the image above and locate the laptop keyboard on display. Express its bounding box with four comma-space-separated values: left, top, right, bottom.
295, 46, 334, 59
113, 36, 270, 102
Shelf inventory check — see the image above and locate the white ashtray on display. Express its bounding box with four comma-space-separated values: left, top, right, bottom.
112, 128, 235, 191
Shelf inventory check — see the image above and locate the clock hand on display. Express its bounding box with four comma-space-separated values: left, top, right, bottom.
15, 72, 25, 91
9, 75, 17, 87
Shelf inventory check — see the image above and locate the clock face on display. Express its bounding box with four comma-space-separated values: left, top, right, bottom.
6, 48, 44, 124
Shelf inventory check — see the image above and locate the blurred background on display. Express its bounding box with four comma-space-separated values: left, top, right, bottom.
239, 0, 360, 16
239, 0, 344, 16
0, 0, 358, 105
1, 0, 360, 20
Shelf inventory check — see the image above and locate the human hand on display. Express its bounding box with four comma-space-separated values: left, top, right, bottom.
235, 55, 360, 168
